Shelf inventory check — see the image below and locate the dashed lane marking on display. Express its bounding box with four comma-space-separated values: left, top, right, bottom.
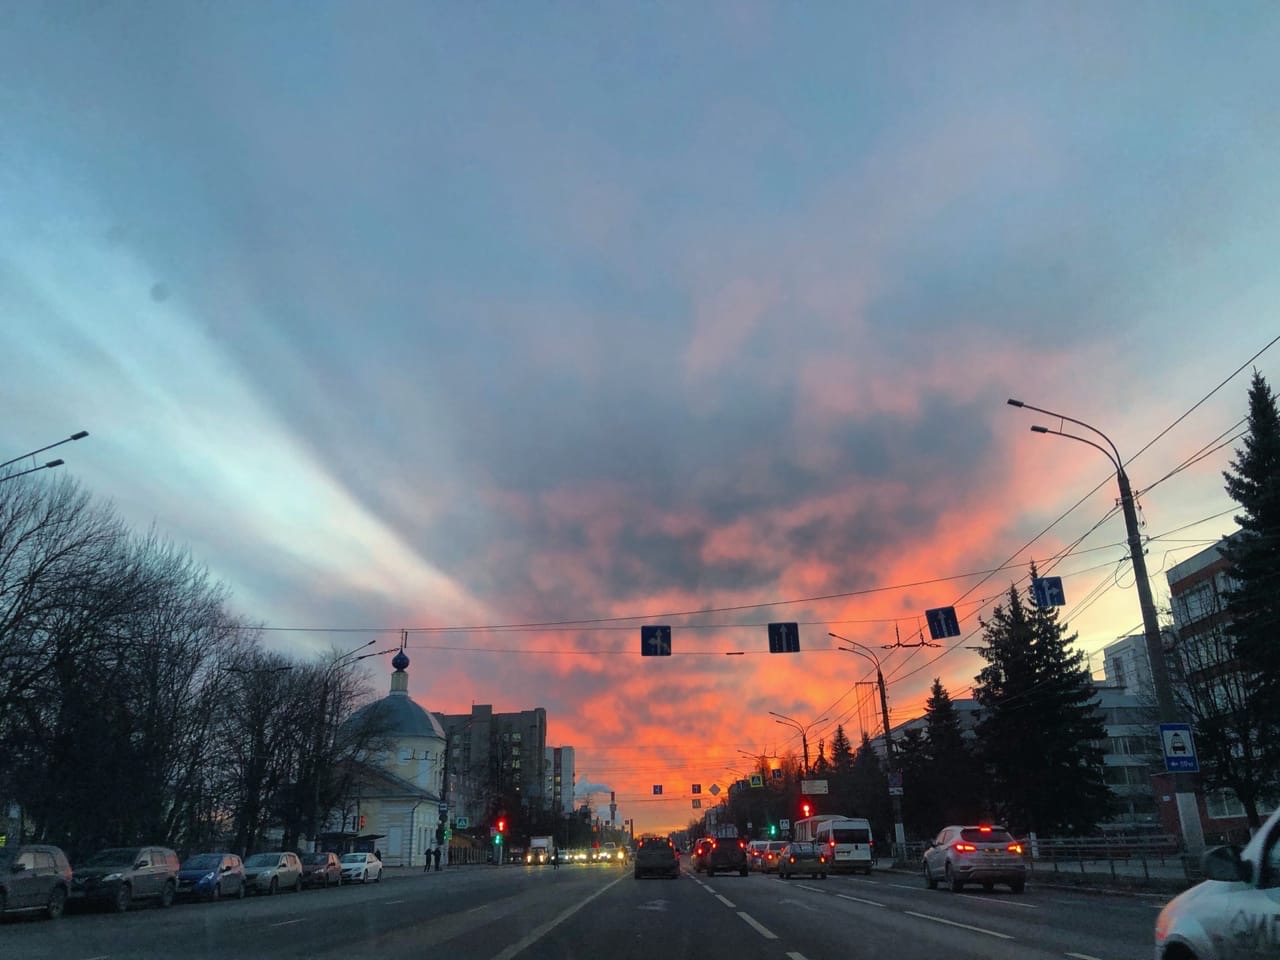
715, 894, 736, 908
384, 899, 407, 904
786, 953, 811, 960
903, 910, 1014, 940
837, 892, 887, 907
270, 919, 304, 928
956, 892, 1039, 909
737, 911, 778, 940
488, 871, 628, 960
1065, 953, 1104, 960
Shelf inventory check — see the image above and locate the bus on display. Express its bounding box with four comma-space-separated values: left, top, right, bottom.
792, 815, 874, 874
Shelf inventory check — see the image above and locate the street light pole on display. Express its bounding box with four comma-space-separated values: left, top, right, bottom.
0, 430, 90, 479
1008, 398, 1205, 852
768, 711, 827, 775
830, 633, 907, 857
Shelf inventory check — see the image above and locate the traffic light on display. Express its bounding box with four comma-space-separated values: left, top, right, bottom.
801, 802, 811, 818
768, 824, 777, 837
497, 818, 506, 833
359, 815, 367, 829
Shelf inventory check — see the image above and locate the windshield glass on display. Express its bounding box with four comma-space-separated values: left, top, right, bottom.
243, 854, 279, 867
83, 849, 140, 868
301, 854, 330, 865
962, 828, 1015, 844
183, 854, 222, 870
340, 854, 366, 863
789, 843, 815, 855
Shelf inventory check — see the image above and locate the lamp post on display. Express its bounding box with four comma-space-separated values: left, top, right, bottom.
0, 431, 89, 483
768, 711, 827, 776
1008, 397, 1204, 852
829, 633, 906, 856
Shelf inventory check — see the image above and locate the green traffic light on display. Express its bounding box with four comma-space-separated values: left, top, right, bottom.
769, 825, 776, 836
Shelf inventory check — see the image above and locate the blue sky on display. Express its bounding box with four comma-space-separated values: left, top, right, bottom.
2, 2, 1278, 828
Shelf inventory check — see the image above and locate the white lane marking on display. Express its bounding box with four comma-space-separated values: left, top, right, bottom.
81, 956, 111, 959
270, 918, 304, 927
958, 893, 1039, 909
384, 899, 406, 904
787, 953, 811, 960
837, 892, 887, 907
737, 911, 778, 940
1065, 954, 1103, 960
715, 894, 736, 908
795, 883, 824, 894
488, 872, 628, 960
903, 910, 1014, 940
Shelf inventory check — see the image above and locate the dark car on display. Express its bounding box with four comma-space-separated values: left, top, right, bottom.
70, 846, 180, 912
633, 837, 680, 879
702, 828, 749, 878
691, 838, 714, 873
0, 844, 73, 920
300, 852, 342, 888
176, 853, 245, 901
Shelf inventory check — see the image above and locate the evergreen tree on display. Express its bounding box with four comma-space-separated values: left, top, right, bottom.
896, 727, 935, 838
829, 724, 856, 814
830, 725, 855, 773
923, 678, 983, 826
811, 740, 831, 776
973, 572, 1111, 835
1221, 370, 1280, 785
849, 733, 891, 842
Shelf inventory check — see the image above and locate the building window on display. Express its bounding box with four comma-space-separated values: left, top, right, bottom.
512, 732, 522, 742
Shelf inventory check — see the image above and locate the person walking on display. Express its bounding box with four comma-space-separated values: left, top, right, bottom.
432, 846, 442, 871
552, 847, 560, 870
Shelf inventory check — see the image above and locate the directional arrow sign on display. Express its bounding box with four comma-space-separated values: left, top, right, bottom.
768, 621, 801, 653
641, 625, 672, 656
925, 606, 961, 640
1032, 576, 1066, 607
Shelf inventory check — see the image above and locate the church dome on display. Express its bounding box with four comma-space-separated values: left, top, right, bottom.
347, 650, 445, 740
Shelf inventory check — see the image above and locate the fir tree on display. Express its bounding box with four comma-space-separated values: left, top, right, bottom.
923, 678, 982, 825
1221, 370, 1280, 783
973, 572, 1111, 835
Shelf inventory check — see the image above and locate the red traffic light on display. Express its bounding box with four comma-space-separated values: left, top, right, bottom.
801, 803, 811, 818
497, 819, 506, 833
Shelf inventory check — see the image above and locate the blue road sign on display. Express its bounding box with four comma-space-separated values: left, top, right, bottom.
641, 625, 672, 656
1160, 723, 1200, 773
1032, 576, 1066, 607
652, 784, 664, 795
925, 606, 961, 640
691, 783, 701, 794
768, 621, 801, 653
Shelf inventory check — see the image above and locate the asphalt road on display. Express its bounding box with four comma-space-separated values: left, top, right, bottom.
0, 862, 1159, 960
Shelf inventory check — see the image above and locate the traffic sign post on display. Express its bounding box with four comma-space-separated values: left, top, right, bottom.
768, 622, 801, 653
1031, 576, 1066, 607
1160, 723, 1200, 773
925, 606, 961, 640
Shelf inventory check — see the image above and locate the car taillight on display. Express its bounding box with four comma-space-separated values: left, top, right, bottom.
819, 856, 826, 863
1007, 843, 1023, 855
953, 842, 977, 853
789, 857, 796, 863
710, 839, 717, 849
739, 840, 746, 849
829, 839, 836, 847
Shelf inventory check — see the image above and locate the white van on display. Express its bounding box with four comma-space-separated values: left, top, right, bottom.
813, 817, 874, 874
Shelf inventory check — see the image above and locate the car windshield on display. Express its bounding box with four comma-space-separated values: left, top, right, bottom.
83, 848, 140, 868
341, 854, 366, 863
962, 828, 1015, 844
301, 854, 330, 865
789, 844, 815, 855
243, 854, 279, 867
183, 854, 222, 870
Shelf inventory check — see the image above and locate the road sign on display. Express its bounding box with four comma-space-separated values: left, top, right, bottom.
771, 768, 783, 780
709, 784, 721, 796
801, 779, 829, 795
652, 784, 663, 795
692, 783, 701, 794
1032, 576, 1066, 607
692, 799, 701, 809
925, 606, 961, 640
438, 802, 449, 814
779, 819, 790, 832
768, 621, 801, 653
641, 624, 672, 656
456, 816, 469, 829
749, 774, 764, 788
1160, 723, 1200, 773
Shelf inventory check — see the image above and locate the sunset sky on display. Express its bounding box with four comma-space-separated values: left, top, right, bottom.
3, 2, 1279, 833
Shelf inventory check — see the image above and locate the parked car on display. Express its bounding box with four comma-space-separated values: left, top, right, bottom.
242, 852, 303, 895
176, 853, 245, 901
339, 852, 382, 884
300, 852, 342, 888
922, 825, 1026, 893
0, 844, 73, 920
1156, 803, 1280, 960
633, 837, 680, 879
70, 846, 180, 912
777, 842, 829, 880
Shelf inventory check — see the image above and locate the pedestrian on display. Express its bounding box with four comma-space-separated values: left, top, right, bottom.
374, 848, 382, 862
552, 847, 559, 870
433, 846, 441, 871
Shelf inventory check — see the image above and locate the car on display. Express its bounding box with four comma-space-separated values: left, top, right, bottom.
691, 838, 714, 873
0, 844, 73, 920
242, 852, 303, 895
1155, 804, 1280, 959
759, 840, 788, 874
339, 852, 383, 883
176, 853, 245, 901
633, 837, 680, 879
70, 846, 180, 912
702, 827, 750, 878
594, 842, 626, 864
777, 841, 829, 880
747, 840, 769, 871
299, 852, 342, 888
922, 825, 1027, 893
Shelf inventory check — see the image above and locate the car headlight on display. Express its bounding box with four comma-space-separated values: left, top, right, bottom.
202, 871, 218, 884
103, 873, 123, 882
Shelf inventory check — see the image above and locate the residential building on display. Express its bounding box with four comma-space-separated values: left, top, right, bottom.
435, 704, 548, 830
1101, 634, 1154, 700
544, 746, 576, 817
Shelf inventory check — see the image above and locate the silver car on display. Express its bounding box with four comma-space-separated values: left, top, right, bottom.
339, 852, 383, 883
1155, 805, 1280, 959
922, 825, 1027, 893
242, 852, 303, 895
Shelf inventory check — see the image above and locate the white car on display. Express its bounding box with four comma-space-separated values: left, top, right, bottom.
339, 852, 383, 884
1155, 805, 1280, 959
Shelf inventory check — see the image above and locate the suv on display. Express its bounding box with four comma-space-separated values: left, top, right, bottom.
243, 852, 303, 895
702, 828, 749, 878
922, 825, 1026, 893
633, 837, 680, 879
0, 844, 73, 920
70, 846, 180, 912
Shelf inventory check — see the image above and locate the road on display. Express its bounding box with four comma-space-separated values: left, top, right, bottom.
0, 862, 1158, 960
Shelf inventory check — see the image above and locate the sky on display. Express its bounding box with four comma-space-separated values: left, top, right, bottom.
2, 2, 1279, 833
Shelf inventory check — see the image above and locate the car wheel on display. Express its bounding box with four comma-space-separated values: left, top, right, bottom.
982, 882, 994, 892
269, 877, 278, 896
212, 883, 221, 902
924, 862, 938, 890
294, 876, 303, 893
375, 869, 381, 883
46, 886, 67, 920
1010, 879, 1025, 894
360, 871, 367, 884
159, 880, 175, 908
113, 884, 132, 913
946, 864, 963, 893
237, 880, 246, 900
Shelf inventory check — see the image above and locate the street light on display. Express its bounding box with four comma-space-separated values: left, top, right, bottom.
1008, 397, 1204, 852
0, 430, 90, 482
768, 711, 827, 776
829, 633, 906, 855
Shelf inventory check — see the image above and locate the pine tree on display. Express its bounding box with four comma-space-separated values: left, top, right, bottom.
973, 572, 1111, 835
830, 725, 855, 773
1221, 370, 1280, 781
811, 741, 831, 776
849, 733, 891, 841
923, 678, 982, 826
